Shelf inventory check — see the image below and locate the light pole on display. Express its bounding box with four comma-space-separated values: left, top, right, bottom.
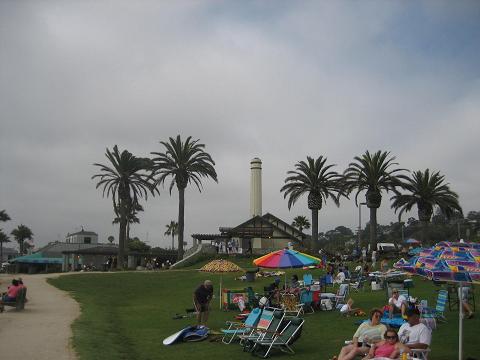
357, 202, 367, 255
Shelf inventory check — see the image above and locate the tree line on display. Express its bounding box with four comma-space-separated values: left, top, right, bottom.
92, 135, 464, 269
0, 210, 34, 261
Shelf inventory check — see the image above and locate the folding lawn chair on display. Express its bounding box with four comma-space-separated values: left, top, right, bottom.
250, 317, 305, 358
350, 276, 366, 292
238, 308, 283, 348
398, 289, 409, 299
422, 289, 448, 323
410, 348, 431, 359
221, 307, 262, 344
303, 273, 313, 287
334, 283, 349, 308
299, 288, 314, 314
280, 292, 303, 316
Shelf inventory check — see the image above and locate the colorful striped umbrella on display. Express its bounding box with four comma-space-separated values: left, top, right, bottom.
254, 249, 322, 287
394, 241, 480, 360
253, 249, 321, 269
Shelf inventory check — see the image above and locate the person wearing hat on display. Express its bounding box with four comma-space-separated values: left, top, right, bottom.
398, 308, 431, 350
193, 280, 214, 326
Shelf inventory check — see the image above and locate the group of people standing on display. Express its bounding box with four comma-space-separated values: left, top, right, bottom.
213, 240, 243, 255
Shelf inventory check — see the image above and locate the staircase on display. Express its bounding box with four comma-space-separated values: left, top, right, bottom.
170, 243, 216, 269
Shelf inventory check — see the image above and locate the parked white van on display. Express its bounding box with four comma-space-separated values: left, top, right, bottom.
377, 243, 398, 258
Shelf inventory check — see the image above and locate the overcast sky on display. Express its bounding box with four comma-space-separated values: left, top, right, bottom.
1, 1, 479, 250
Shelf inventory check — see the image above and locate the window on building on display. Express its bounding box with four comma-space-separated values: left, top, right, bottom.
84, 237, 91, 244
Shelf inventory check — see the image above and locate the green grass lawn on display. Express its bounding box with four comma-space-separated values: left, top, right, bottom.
49, 259, 480, 360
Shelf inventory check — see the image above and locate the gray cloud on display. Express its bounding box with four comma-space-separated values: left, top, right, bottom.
1, 1, 479, 249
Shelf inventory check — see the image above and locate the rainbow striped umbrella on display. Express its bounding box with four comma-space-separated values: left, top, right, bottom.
254, 249, 322, 287
253, 249, 322, 269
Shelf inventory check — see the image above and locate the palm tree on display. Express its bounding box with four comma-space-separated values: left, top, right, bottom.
281, 156, 346, 253
151, 135, 217, 260
11, 224, 33, 255
391, 169, 462, 243
344, 150, 408, 251
92, 145, 157, 269
164, 220, 178, 250
0, 210, 11, 261
0, 229, 11, 262
292, 215, 310, 246
0, 210, 10, 223
113, 202, 144, 247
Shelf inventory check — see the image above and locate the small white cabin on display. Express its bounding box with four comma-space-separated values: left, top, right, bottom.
66, 229, 98, 245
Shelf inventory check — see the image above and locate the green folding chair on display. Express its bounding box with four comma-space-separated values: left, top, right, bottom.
250, 317, 305, 358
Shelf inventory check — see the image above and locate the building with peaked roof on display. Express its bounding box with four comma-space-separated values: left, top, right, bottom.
192, 158, 309, 255
192, 212, 308, 254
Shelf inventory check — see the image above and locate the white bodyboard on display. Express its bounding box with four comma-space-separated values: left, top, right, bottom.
163, 326, 191, 345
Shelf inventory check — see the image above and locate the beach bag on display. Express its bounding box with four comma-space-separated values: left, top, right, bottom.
320, 299, 333, 311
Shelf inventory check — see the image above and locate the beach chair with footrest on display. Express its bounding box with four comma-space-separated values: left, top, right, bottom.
241, 309, 284, 350
221, 307, 262, 344
249, 316, 305, 358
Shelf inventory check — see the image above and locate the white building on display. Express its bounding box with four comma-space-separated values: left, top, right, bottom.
65, 229, 98, 244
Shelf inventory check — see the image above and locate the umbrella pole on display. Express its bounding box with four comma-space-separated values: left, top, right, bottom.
220, 276, 222, 310
458, 283, 463, 360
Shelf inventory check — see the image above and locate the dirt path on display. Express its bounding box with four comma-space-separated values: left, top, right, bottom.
0, 273, 80, 360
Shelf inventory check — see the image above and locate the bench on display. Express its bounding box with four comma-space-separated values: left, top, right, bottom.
0, 287, 27, 312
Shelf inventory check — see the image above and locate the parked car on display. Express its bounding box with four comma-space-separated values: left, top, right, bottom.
377, 242, 399, 259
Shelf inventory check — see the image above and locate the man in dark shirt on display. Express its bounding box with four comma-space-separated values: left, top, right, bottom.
193, 280, 213, 326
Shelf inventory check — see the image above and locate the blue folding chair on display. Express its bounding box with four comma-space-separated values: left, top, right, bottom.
303, 273, 313, 286
299, 288, 314, 313
221, 307, 262, 344
422, 289, 448, 323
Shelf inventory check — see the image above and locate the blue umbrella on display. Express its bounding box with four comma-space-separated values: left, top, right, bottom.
405, 238, 421, 244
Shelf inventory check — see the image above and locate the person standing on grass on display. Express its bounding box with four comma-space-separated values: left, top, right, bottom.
193, 280, 213, 327
371, 250, 377, 269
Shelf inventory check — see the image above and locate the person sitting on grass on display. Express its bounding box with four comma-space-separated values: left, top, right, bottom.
287, 275, 301, 294
398, 308, 431, 351
340, 298, 359, 316
388, 289, 407, 319
334, 308, 387, 360
363, 329, 409, 359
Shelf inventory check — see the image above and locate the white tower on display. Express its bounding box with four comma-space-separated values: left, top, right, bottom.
250, 157, 262, 217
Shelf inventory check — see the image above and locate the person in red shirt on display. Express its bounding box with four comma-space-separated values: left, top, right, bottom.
2, 279, 20, 302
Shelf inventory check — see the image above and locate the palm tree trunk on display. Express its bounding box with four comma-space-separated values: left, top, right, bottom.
118, 218, 127, 269
0, 242, 3, 263
126, 222, 130, 252
311, 209, 318, 254
178, 187, 185, 260
369, 207, 377, 251
171, 234, 175, 250
422, 221, 428, 244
